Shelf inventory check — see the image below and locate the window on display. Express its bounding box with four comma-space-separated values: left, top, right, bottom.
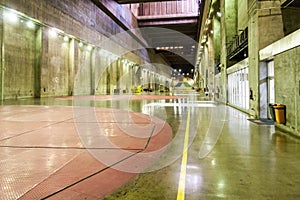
228, 67, 249, 109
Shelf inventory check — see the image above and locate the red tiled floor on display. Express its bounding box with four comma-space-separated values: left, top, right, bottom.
0, 105, 172, 199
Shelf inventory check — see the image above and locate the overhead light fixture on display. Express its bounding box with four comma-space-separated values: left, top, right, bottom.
87, 45, 93, 51
63, 36, 69, 42
26, 20, 35, 29
48, 28, 58, 38
4, 11, 19, 23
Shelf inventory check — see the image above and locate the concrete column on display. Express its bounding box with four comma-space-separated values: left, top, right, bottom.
106, 57, 111, 94
151, 71, 155, 90
34, 27, 42, 97
219, 0, 227, 103
90, 48, 95, 95
116, 58, 120, 92
1, 12, 4, 102
207, 35, 214, 93
110, 57, 116, 94
248, 0, 284, 117
68, 38, 75, 96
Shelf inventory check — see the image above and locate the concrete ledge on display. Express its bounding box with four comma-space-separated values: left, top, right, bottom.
260, 28, 300, 60
227, 102, 300, 138
226, 103, 252, 116
275, 123, 300, 138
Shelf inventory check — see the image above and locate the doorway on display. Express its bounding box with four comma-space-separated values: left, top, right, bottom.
260, 60, 275, 119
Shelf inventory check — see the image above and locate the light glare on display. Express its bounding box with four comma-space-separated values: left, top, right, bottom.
26, 21, 35, 29
63, 36, 69, 42
48, 29, 57, 38
4, 11, 18, 23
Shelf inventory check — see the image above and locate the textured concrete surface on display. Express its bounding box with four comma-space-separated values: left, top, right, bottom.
102, 94, 300, 200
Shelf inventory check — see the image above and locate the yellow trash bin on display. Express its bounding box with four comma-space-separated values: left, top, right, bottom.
273, 104, 286, 124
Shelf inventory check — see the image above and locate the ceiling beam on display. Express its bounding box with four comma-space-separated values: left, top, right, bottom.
138, 18, 198, 26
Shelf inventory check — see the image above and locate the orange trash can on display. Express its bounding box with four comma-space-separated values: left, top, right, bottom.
273, 104, 286, 124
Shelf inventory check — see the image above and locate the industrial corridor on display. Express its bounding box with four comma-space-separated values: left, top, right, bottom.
0, 0, 300, 199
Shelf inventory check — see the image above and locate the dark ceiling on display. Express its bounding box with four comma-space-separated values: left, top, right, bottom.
282, 0, 300, 8
112, 0, 203, 74
138, 16, 199, 72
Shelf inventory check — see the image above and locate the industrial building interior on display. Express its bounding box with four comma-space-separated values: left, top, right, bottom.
0, 0, 299, 199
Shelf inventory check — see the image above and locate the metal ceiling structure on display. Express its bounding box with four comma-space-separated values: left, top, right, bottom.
113, 0, 204, 74
138, 14, 200, 71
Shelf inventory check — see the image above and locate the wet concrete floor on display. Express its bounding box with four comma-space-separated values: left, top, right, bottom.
0, 92, 300, 199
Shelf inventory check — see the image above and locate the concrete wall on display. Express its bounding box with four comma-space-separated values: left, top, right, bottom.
238, 0, 248, 30
274, 46, 300, 133
225, 0, 237, 42
257, 0, 284, 49
0, 0, 169, 99
247, 0, 284, 117
0, 17, 38, 99
41, 29, 71, 97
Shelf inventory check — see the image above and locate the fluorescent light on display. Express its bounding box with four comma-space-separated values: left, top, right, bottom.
26, 20, 35, 29
48, 28, 57, 38
63, 36, 69, 42
87, 45, 93, 51
4, 11, 19, 23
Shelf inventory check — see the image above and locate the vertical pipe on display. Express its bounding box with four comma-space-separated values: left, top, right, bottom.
1, 13, 5, 103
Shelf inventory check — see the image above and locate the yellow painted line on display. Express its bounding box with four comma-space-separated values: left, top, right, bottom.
176, 107, 191, 200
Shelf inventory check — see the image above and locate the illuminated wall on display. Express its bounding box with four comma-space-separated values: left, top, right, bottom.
0, 1, 171, 99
